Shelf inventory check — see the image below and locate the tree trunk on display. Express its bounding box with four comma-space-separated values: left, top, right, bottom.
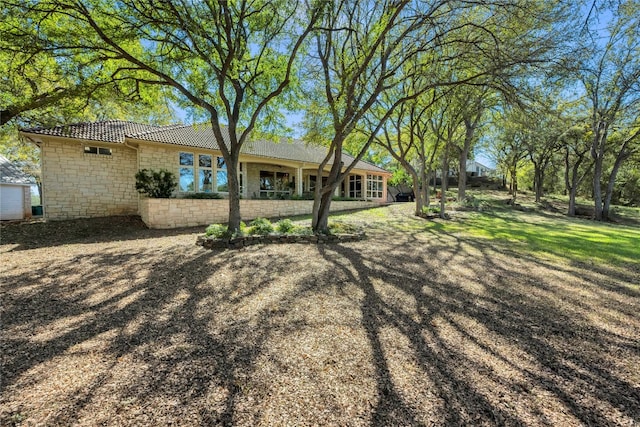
602, 149, 629, 221
420, 163, 429, 210
440, 152, 448, 219
568, 187, 577, 216
458, 148, 468, 202
312, 155, 343, 233
226, 153, 242, 232
313, 189, 333, 232
410, 170, 423, 216
533, 163, 544, 203
592, 156, 604, 220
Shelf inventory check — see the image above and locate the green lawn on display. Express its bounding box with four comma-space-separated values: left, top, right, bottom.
425, 207, 640, 266
327, 196, 640, 267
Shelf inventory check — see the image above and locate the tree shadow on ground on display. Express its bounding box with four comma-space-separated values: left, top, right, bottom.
318, 230, 640, 426
0, 215, 203, 252
1, 215, 638, 425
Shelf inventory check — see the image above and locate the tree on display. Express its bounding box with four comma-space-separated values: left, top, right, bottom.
0, 4, 171, 128
576, 0, 640, 220
563, 122, 593, 216
9, 0, 324, 232
373, 89, 443, 215
305, 0, 567, 231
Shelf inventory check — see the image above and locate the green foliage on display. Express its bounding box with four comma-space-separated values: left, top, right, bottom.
248, 217, 274, 235
183, 192, 223, 199
135, 169, 177, 198
204, 223, 229, 238
275, 219, 295, 234
327, 221, 359, 235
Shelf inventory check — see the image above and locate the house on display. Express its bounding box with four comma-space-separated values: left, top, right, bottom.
466, 160, 493, 177
436, 160, 495, 179
20, 121, 390, 228
0, 155, 35, 221
0, 155, 34, 221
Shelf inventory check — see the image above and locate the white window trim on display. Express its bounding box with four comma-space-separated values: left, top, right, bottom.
178, 151, 244, 195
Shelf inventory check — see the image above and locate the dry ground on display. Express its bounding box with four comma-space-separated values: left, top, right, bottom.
1, 204, 639, 426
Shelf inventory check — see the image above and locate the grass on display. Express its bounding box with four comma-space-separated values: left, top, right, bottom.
434, 209, 640, 266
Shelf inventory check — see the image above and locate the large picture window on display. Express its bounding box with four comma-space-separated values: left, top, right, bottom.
367, 174, 383, 199
178, 152, 242, 194
260, 171, 291, 198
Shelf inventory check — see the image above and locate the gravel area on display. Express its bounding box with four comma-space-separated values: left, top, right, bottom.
1, 205, 639, 426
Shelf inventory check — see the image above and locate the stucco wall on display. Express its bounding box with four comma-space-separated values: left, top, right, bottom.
41, 139, 138, 220
140, 198, 381, 229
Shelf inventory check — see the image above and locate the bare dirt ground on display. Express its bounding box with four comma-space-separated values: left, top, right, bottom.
1, 204, 639, 426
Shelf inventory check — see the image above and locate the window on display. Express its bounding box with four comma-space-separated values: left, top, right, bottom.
216, 157, 228, 192
198, 154, 213, 193
349, 175, 362, 198
179, 152, 195, 192
308, 175, 328, 193
178, 152, 243, 194
84, 146, 112, 155
260, 170, 291, 197
367, 174, 383, 199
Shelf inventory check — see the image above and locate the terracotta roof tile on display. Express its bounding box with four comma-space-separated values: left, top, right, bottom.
21, 120, 167, 143
22, 121, 389, 174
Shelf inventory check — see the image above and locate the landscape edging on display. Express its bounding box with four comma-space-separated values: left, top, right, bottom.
196, 231, 366, 249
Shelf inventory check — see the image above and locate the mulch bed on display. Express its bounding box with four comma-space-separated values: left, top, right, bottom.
1, 206, 638, 426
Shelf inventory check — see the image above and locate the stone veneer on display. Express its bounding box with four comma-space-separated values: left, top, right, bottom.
41, 139, 138, 219
140, 198, 380, 229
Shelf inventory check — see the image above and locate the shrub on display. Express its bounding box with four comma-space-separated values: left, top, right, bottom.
275, 219, 295, 234
135, 169, 177, 198
205, 223, 228, 238
328, 221, 359, 234
248, 217, 273, 235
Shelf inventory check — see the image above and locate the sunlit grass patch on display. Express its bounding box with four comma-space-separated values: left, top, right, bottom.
438, 209, 640, 265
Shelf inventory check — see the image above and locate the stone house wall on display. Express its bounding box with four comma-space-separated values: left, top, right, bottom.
41, 139, 138, 219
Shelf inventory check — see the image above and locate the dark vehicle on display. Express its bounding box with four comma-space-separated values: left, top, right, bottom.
395, 192, 415, 202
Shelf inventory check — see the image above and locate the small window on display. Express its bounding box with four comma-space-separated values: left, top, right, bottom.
84, 146, 112, 155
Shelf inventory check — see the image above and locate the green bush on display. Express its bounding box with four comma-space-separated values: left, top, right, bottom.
248, 217, 274, 235
328, 221, 359, 234
205, 223, 228, 238
276, 219, 295, 234
184, 192, 223, 199
135, 169, 177, 198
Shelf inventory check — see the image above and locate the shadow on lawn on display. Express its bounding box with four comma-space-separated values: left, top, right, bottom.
2, 219, 639, 425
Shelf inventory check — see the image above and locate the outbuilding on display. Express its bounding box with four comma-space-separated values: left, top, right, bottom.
0, 155, 34, 221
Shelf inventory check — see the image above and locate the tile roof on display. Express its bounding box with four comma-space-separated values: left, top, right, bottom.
21, 120, 169, 143
0, 155, 34, 185
22, 120, 389, 174
128, 124, 389, 174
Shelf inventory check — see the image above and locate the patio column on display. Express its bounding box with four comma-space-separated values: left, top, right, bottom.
296, 167, 303, 196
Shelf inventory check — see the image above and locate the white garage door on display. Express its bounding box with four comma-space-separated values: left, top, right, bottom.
0, 185, 25, 220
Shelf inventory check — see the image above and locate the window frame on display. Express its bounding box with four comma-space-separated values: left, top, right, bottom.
177, 151, 243, 195
366, 174, 384, 199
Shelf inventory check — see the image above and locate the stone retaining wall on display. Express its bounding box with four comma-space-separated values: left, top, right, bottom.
140, 198, 380, 229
